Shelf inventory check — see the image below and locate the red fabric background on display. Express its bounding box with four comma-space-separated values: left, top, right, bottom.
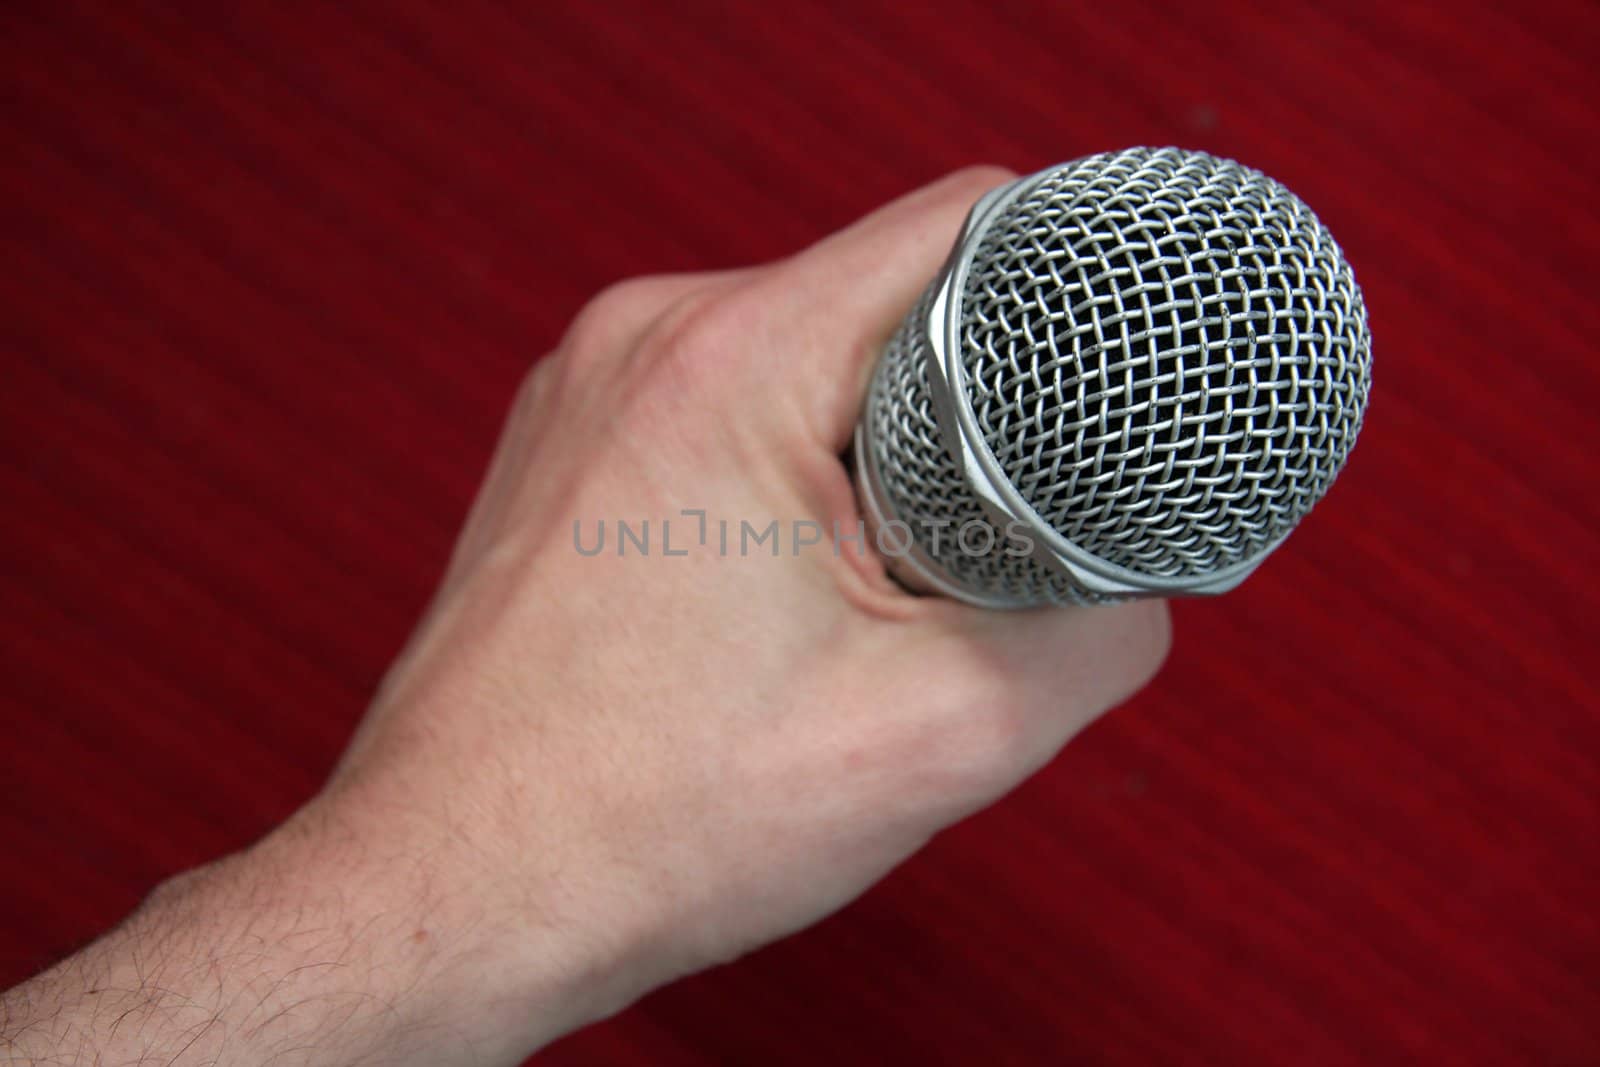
2, 2, 1596, 1063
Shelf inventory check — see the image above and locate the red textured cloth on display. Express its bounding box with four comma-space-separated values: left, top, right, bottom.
2, 2, 1595, 1063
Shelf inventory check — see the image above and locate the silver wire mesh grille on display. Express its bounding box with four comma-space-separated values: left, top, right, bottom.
863, 147, 1371, 604
867, 288, 1101, 605
961, 147, 1371, 580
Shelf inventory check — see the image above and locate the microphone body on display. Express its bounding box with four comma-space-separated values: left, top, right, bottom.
854, 147, 1373, 608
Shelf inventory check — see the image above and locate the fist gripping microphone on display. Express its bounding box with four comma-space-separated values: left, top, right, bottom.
854, 147, 1373, 608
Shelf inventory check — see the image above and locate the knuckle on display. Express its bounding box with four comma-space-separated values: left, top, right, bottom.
948, 163, 1020, 191
1114, 599, 1173, 696
898, 660, 1036, 800
562, 274, 685, 356
512, 353, 560, 411
636, 285, 747, 374
952, 694, 1036, 778
906, 712, 1031, 811
595, 273, 676, 313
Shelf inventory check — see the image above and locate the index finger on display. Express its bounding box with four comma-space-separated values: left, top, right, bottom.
741, 165, 1018, 452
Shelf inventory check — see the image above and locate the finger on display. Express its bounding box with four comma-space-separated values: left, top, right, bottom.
964, 599, 1172, 778
737, 165, 1018, 451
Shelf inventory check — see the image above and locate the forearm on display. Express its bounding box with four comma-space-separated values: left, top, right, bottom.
0, 803, 589, 1066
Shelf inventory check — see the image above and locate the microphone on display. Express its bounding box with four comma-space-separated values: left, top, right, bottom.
854, 147, 1372, 608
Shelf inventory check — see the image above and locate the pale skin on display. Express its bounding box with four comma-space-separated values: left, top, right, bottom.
1, 167, 1170, 1065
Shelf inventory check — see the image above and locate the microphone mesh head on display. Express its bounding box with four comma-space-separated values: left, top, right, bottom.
864, 147, 1372, 606
870, 287, 1103, 604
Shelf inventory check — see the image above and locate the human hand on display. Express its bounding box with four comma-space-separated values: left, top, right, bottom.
1, 166, 1169, 1066
319, 162, 1171, 1051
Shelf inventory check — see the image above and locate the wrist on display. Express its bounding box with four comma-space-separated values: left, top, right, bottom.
1, 794, 613, 1066
269, 784, 651, 1060
214, 794, 606, 1064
